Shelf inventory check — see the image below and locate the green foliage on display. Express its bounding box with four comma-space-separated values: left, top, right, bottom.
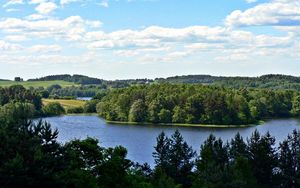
67, 106, 84, 114
247, 131, 277, 187
157, 74, 300, 91
0, 85, 300, 188
193, 134, 229, 187
128, 99, 147, 122
2, 95, 300, 187
84, 100, 99, 113
42, 102, 65, 116
0, 102, 35, 125
97, 84, 300, 125
153, 130, 196, 187
0, 85, 42, 111
48, 85, 104, 98
290, 95, 300, 116
29, 74, 104, 85
278, 130, 300, 187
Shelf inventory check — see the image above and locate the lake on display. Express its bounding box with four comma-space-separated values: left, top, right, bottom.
76, 97, 92, 101
43, 115, 300, 166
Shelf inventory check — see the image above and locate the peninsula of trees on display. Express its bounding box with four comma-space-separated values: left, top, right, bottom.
97, 84, 300, 125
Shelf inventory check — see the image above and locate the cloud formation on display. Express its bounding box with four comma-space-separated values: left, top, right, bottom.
0, 0, 300, 79
0, 16, 102, 41
35, 2, 58, 14
226, 0, 300, 27
3, 0, 23, 8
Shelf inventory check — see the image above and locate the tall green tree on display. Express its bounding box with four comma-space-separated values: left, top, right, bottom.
248, 131, 277, 187
128, 99, 147, 122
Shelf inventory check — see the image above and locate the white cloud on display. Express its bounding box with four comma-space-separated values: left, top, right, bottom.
245, 0, 257, 3
29, 0, 48, 4
85, 26, 228, 50
29, 44, 62, 53
60, 0, 82, 5
85, 25, 293, 51
0, 40, 22, 51
35, 2, 58, 14
226, 0, 300, 27
0, 16, 101, 41
0, 1, 298, 67
6, 8, 20, 12
25, 14, 46, 20
82, 24, 299, 64
4, 35, 27, 42
98, 0, 109, 7
2, 0, 23, 8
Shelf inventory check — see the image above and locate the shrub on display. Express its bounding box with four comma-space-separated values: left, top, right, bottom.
83, 100, 99, 113
42, 102, 65, 116
67, 106, 84, 114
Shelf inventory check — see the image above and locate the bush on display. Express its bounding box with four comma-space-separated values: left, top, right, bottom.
83, 100, 99, 113
67, 106, 84, 114
42, 102, 65, 116
0, 102, 36, 124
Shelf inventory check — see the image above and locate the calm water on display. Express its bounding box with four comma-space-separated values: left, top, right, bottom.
42, 115, 300, 166
76, 97, 92, 101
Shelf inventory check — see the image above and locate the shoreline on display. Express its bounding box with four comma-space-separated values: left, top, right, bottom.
105, 120, 263, 128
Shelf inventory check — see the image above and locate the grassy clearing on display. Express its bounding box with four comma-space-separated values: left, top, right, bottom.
42, 99, 86, 109
0, 80, 78, 88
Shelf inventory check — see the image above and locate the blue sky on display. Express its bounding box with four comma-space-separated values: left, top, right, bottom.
0, 0, 300, 80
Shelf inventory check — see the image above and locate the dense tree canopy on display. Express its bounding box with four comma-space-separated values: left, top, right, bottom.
0, 85, 42, 111
97, 84, 300, 125
1, 102, 300, 187
157, 74, 300, 90
42, 102, 65, 116
2, 82, 300, 187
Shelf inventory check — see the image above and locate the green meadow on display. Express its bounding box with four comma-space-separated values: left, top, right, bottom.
42, 99, 86, 109
0, 80, 78, 88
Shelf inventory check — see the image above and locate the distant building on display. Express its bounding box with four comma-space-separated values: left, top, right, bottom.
14, 77, 23, 82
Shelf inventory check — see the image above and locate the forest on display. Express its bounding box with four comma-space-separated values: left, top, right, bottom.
156, 74, 300, 90
1, 99, 300, 187
29, 74, 153, 88
1, 82, 300, 187
97, 84, 300, 125
3, 82, 300, 126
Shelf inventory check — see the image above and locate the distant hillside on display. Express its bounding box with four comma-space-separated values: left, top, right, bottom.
28, 74, 103, 85
156, 75, 217, 84
3, 74, 300, 91
28, 74, 153, 88
157, 74, 300, 90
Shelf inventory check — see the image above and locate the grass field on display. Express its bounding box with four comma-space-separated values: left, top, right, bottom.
42, 99, 86, 109
0, 80, 78, 88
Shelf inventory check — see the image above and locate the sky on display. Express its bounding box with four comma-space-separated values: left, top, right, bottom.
1, 0, 300, 80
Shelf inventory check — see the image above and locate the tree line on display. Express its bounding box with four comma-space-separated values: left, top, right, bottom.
156, 74, 300, 90
26, 73, 300, 91
3, 84, 300, 125
97, 84, 300, 125
1, 85, 300, 187
1, 103, 300, 187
